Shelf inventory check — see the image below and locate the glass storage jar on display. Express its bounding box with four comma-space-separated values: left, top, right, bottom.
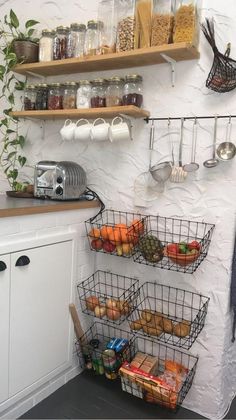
116, 0, 136, 52
91, 78, 107, 107
53, 26, 69, 60
62, 82, 77, 109
66, 23, 86, 58
24, 85, 36, 110
48, 83, 63, 110
76, 80, 91, 108
136, 0, 153, 48
39, 29, 54, 62
84, 20, 100, 56
173, 0, 198, 44
35, 83, 48, 110
123, 74, 143, 108
106, 77, 124, 106
97, 0, 117, 54
151, 0, 174, 46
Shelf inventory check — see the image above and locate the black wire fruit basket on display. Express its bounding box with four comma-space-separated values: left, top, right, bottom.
77, 270, 139, 325
76, 321, 135, 378
133, 215, 215, 274
119, 334, 198, 411
128, 282, 209, 350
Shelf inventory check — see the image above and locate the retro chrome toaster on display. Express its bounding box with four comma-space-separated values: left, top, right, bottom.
34, 160, 87, 200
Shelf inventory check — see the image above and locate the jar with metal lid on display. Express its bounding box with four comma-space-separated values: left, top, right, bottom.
35, 83, 48, 110
76, 80, 91, 109
91, 78, 107, 108
48, 83, 63, 110
123, 74, 143, 108
24, 85, 36, 110
97, 0, 117, 54
84, 20, 100, 56
106, 77, 124, 107
67, 23, 86, 58
62, 82, 77, 109
53, 26, 69, 60
39, 29, 54, 62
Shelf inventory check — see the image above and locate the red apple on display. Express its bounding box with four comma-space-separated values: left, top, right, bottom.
103, 240, 116, 253
91, 238, 103, 250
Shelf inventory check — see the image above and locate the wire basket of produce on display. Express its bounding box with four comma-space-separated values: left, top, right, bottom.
133, 215, 215, 274
77, 270, 139, 325
76, 321, 135, 380
85, 209, 146, 258
128, 282, 209, 350
119, 335, 198, 411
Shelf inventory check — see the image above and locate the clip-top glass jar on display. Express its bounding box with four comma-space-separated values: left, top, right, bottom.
24, 85, 36, 110
48, 83, 63, 110
76, 80, 91, 109
151, 0, 174, 46
106, 76, 124, 107
67, 23, 86, 58
62, 82, 77, 109
84, 20, 100, 56
91, 78, 107, 108
35, 83, 48, 110
123, 74, 143, 108
39, 29, 54, 62
173, 0, 198, 44
53, 26, 69, 60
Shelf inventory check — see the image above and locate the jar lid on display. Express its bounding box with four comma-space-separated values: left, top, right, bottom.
50, 82, 61, 87
63, 81, 77, 86
125, 74, 143, 82
70, 23, 86, 31
79, 79, 91, 85
108, 76, 124, 84
56, 25, 69, 33
38, 83, 48, 88
91, 78, 107, 85
87, 20, 98, 29
41, 29, 54, 36
26, 84, 36, 90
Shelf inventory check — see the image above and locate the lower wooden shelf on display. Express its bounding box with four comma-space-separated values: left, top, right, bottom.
10, 106, 150, 120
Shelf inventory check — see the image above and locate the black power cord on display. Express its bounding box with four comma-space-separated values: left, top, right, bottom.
83, 187, 105, 222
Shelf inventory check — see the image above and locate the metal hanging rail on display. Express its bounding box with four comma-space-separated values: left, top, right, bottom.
145, 115, 236, 123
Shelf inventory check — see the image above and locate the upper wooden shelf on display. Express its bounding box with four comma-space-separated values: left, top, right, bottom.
10, 106, 150, 120
13, 43, 199, 77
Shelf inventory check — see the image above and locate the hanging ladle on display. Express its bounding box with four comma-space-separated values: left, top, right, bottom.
203, 116, 219, 168
183, 118, 199, 172
216, 117, 236, 161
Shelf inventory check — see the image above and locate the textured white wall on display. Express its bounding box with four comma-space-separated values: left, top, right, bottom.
0, 0, 236, 419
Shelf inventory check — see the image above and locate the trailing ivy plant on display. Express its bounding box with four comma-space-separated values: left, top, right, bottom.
0, 10, 39, 191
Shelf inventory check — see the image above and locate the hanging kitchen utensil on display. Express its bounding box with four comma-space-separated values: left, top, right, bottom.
183, 118, 199, 172
203, 116, 219, 168
170, 118, 187, 183
216, 117, 236, 161
149, 119, 172, 183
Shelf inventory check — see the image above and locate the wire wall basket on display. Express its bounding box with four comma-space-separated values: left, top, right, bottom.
77, 270, 139, 325
128, 282, 209, 350
120, 335, 198, 411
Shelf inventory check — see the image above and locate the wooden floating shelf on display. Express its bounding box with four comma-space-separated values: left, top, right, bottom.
10, 106, 150, 120
13, 43, 199, 77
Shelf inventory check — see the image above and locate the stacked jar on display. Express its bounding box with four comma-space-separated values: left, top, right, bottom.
67, 23, 86, 58
123, 74, 143, 108
53, 26, 69, 60
48, 83, 63, 110
39, 29, 55, 62
62, 82, 77, 109
91, 78, 107, 107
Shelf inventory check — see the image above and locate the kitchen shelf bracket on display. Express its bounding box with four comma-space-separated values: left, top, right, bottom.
160, 53, 176, 87
25, 71, 45, 79
119, 114, 136, 141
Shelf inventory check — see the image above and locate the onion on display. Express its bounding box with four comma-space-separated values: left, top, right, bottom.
85, 295, 100, 311
107, 308, 121, 321
94, 305, 106, 318
106, 298, 117, 309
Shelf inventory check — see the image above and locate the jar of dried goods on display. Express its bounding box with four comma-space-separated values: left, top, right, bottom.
67, 23, 86, 58
35, 83, 48, 110
53, 26, 69, 60
62, 82, 77, 109
84, 20, 100, 56
136, 0, 153, 48
123, 74, 143, 108
106, 77, 124, 107
24, 85, 36, 110
97, 0, 117, 54
48, 83, 63, 110
116, 0, 137, 52
76, 80, 91, 108
151, 0, 174, 46
39, 29, 54, 62
91, 78, 107, 108
173, 0, 198, 44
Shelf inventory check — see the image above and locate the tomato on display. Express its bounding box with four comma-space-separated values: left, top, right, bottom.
188, 241, 201, 251
167, 243, 179, 254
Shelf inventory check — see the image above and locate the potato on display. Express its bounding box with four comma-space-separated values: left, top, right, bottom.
173, 320, 191, 337
130, 318, 146, 330
117, 300, 131, 315
143, 324, 163, 336
162, 318, 173, 334
141, 309, 153, 322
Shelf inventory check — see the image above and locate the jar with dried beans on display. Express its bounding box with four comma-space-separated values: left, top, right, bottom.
35, 83, 48, 110
48, 83, 63, 110
116, 0, 136, 52
53, 26, 69, 60
62, 82, 77, 109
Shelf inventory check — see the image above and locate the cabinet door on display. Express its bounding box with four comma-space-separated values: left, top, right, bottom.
0, 254, 10, 403
9, 240, 73, 396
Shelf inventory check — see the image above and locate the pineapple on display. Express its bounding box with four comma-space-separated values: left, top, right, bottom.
138, 235, 164, 263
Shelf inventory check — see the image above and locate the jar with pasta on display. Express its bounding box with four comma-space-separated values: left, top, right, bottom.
116, 0, 136, 52
136, 0, 153, 49
173, 0, 198, 44
151, 0, 174, 46
97, 0, 117, 54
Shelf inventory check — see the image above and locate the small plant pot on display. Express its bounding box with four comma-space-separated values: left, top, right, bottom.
13, 40, 39, 63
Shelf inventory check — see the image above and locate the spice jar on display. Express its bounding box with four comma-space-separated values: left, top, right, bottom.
39, 29, 54, 62
67, 23, 86, 58
116, 0, 136, 52
76, 80, 91, 108
97, 0, 117, 54
173, 0, 197, 44
91, 78, 107, 107
24, 85, 36, 110
106, 77, 124, 107
123, 74, 143, 108
62, 82, 77, 109
35, 83, 48, 110
48, 83, 63, 110
84, 20, 100, 56
53, 26, 69, 60
151, 0, 174, 46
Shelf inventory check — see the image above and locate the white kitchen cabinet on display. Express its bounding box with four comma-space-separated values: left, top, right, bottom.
0, 255, 10, 403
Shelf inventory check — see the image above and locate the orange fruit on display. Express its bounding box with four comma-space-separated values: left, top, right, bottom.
88, 227, 100, 238
100, 225, 110, 240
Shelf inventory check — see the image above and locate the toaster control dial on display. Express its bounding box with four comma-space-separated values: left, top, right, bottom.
57, 176, 63, 184
55, 186, 63, 196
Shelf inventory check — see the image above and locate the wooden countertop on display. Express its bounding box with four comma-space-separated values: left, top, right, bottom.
0, 195, 100, 218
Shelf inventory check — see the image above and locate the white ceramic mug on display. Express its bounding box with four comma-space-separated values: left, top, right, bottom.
109, 116, 131, 143
74, 119, 92, 142
60, 119, 76, 142
90, 118, 110, 142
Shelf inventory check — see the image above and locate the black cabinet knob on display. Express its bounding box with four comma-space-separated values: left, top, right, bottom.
55, 186, 63, 196
57, 176, 63, 184
15, 255, 30, 267
0, 261, 7, 272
